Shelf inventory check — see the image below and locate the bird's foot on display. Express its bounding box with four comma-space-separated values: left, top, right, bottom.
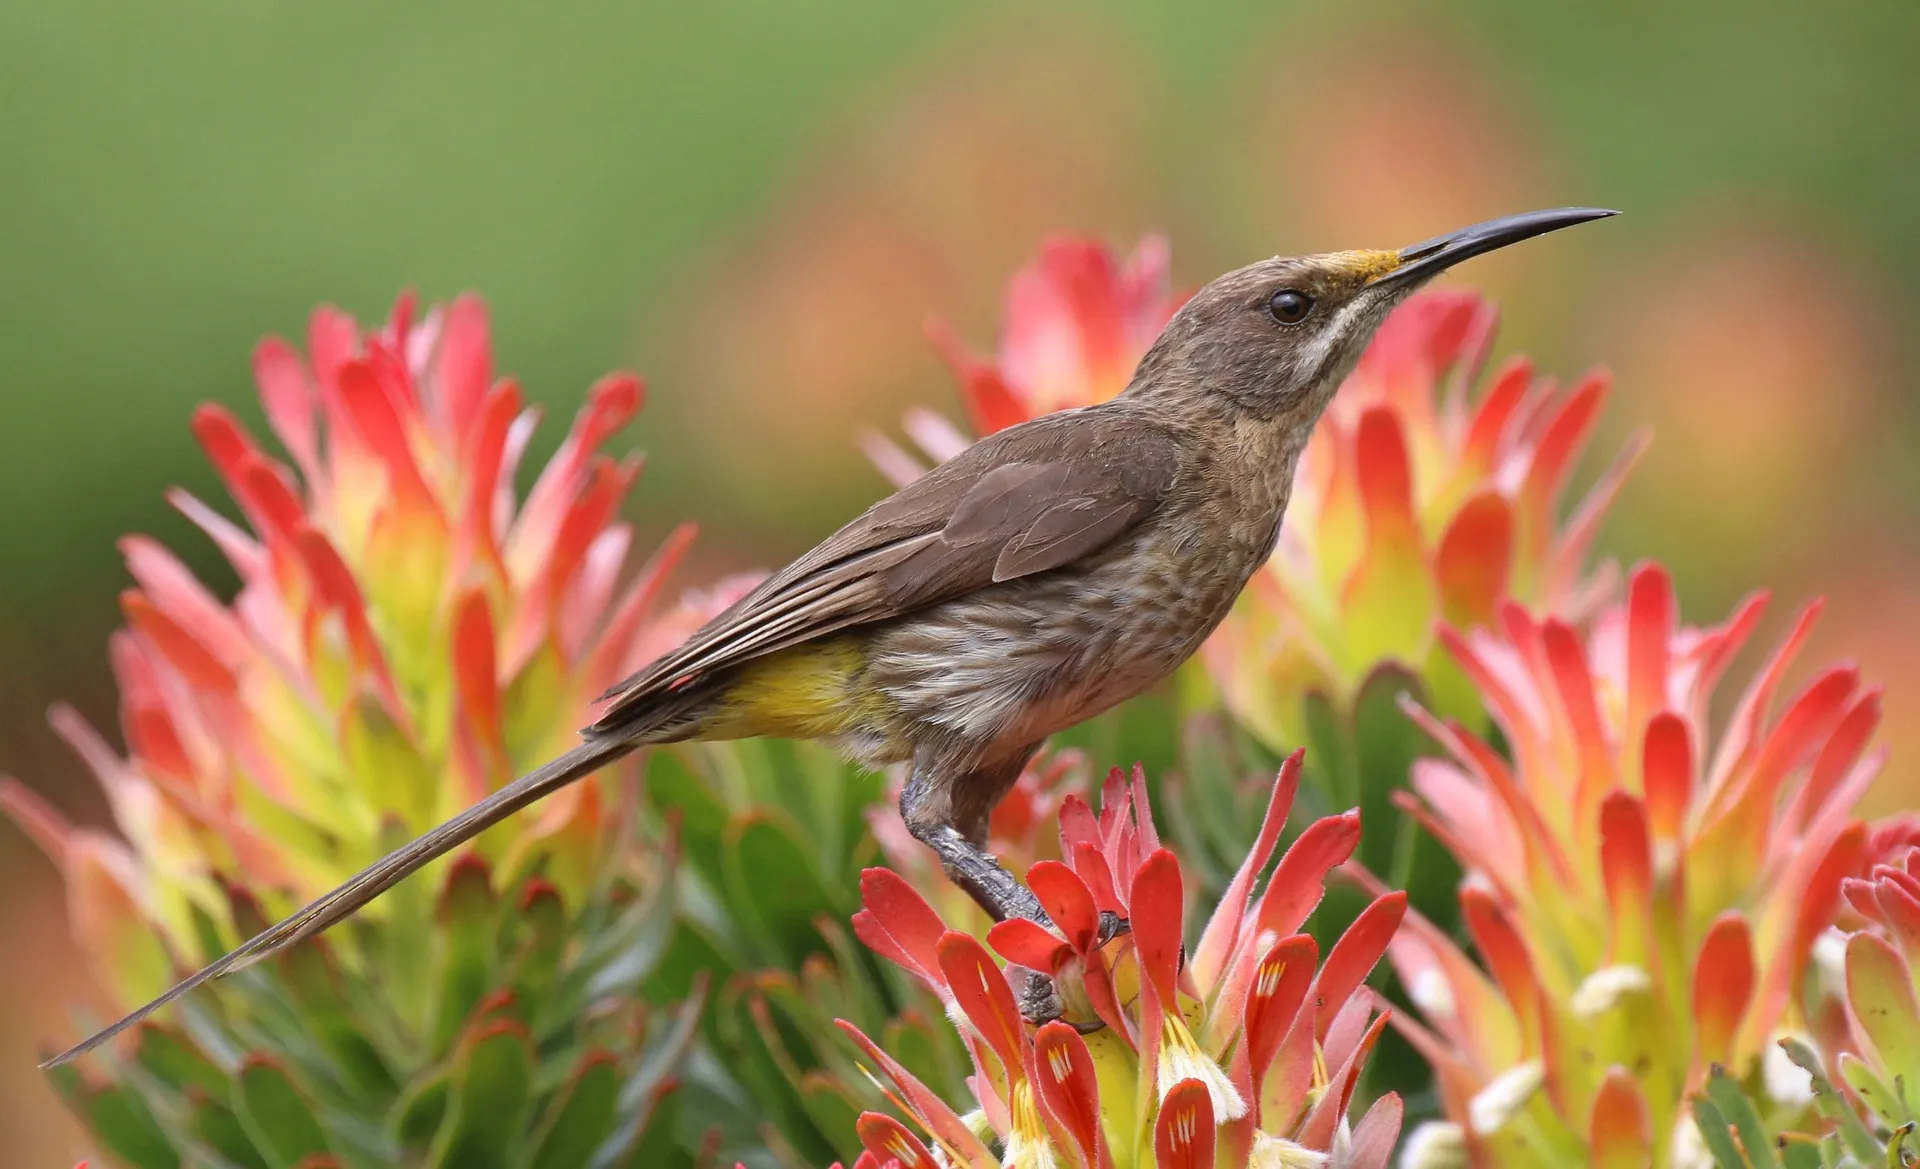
1096, 910, 1130, 945
1016, 968, 1106, 1035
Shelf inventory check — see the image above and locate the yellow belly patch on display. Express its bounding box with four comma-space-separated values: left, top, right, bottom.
703, 636, 881, 741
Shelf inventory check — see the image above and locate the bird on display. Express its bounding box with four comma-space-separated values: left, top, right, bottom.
45, 206, 1616, 1067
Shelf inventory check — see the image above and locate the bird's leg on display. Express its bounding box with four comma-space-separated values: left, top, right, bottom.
899, 753, 1048, 926
900, 748, 1075, 1027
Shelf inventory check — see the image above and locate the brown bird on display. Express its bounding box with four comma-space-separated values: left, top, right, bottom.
46, 207, 1615, 1066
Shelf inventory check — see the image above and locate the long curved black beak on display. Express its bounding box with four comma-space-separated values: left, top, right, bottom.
1372, 207, 1619, 288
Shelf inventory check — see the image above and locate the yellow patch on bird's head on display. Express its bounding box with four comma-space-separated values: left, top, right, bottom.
1321, 248, 1404, 287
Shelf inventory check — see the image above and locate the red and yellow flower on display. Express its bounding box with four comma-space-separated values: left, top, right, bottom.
845, 754, 1406, 1168
2, 293, 694, 1010
1379, 564, 1887, 1165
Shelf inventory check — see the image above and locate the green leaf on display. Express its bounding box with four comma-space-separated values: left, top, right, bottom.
1703, 1064, 1781, 1169
1775, 1132, 1826, 1169
1349, 662, 1428, 876
431, 855, 500, 1051
235, 1056, 332, 1169
720, 809, 837, 969
429, 1021, 535, 1169
67, 1080, 181, 1169
1689, 1092, 1752, 1167
612, 1084, 695, 1169
1299, 689, 1359, 816
1783, 1037, 1883, 1161
388, 1069, 450, 1155
187, 1093, 270, 1169
134, 1023, 228, 1101
1842, 1052, 1909, 1130
1848, 933, 1920, 1104
508, 878, 568, 1012
279, 938, 397, 1096
646, 747, 732, 890
525, 1052, 623, 1169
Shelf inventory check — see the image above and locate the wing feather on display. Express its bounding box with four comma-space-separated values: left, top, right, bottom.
590, 410, 1182, 732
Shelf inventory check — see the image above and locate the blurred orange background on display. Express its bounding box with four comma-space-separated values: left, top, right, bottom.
4, 2, 1916, 1159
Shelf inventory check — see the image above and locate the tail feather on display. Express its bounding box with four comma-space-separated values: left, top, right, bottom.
41, 736, 635, 1068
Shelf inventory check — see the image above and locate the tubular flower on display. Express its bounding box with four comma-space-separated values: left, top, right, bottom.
844, 753, 1407, 1168
3, 294, 705, 1164
859, 235, 1181, 483
1205, 289, 1645, 749
1378, 562, 1888, 1166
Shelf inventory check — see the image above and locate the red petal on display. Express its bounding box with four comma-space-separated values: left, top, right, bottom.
987, 917, 1072, 973
1599, 793, 1654, 965
1032, 1022, 1105, 1164
253, 336, 317, 478
1072, 840, 1125, 918
584, 522, 698, 690
1460, 887, 1537, 1028
451, 589, 505, 781
1624, 564, 1674, 752
435, 295, 493, 448
1691, 912, 1754, 1067
854, 1113, 939, 1169
1789, 689, 1882, 834
1354, 406, 1418, 540
1641, 713, 1694, 842
1152, 1079, 1215, 1169
1297, 1010, 1390, 1150
836, 1021, 995, 1164
337, 359, 436, 510
1433, 492, 1513, 629
1254, 810, 1362, 940
1589, 1068, 1652, 1169
1311, 892, 1405, 1041
514, 373, 644, 561
119, 536, 247, 668
1243, 934, 1317, 1086
1543, 619, 1612, 813
1519, 370, 1608, 518
120, 591, 236, 694
853, 869, 947, 989
1193, 751, 1302, 989
457, 378, 523, 568
1345, 1091, 1404, 1169
1027, 860, 1100, 954
925, 315, 1030, 436
307, 305, 360, 386
936, 931, 1027, 1076
1129, 848, 1186, 1008
1460, 357, 1533, 473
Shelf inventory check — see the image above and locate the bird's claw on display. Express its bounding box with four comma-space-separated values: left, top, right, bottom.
1096, 910, 1130, 945
1016, 968, 1108, 1035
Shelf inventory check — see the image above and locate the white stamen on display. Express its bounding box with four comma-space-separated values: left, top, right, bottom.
1408, 966, 1456, 1017
1157, 1014, 1248, 1121
1570, 964, 1653, 1020
1397, 1121, 1469, 1169
1249, 1131, 1330, 1167
1468, 1061, 1544, 1135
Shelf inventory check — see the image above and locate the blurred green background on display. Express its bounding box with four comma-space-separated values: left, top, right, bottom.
5, 0, 1917, 1159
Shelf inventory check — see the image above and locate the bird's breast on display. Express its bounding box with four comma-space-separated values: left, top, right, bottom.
863, 515, 1270, 751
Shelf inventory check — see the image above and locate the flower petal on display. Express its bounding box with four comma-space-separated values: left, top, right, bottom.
1153, 1078, 1215, 1169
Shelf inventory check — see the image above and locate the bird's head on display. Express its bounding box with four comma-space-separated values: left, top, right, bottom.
1128, 207, 1618, 427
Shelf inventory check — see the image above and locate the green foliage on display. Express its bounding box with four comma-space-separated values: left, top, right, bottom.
641, 739, 972, 1169
1690, 1054, 1918, 1169
51, 850, 697, 1169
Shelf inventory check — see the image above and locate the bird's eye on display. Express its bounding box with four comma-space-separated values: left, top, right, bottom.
1268, 289, 1315, 325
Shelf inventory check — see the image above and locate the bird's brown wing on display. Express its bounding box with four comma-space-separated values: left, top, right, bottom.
591, 411, 1182, 732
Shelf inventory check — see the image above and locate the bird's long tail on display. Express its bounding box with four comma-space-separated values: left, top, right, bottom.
42, 734, 637, 1068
